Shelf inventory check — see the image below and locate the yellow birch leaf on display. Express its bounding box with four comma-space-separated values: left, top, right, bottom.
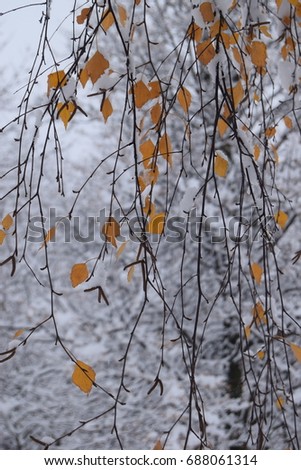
260, 25, 272, 38
265, 126, 276, 139
102, 217, 120, 248
79, 67, 89, 88
148, 81, 161, 100
150, 102, 162, 128
257, 350, 265, 360
101, 9, 114, 31
133, 80, 151, 108
253, 92, 260, 103
288, 0, 300, 5
217, 117, 229, 137
199, 2, 215, 23
274, 210, 288, 229
159, 133, 173, 166
57, 102, 76, 128
76, 7, 91, 24
118, 4, 127, 26
276, 395, 285, 410
0, 229, 6, 245
270, 144, 279, 164
116, 241, 127, 259
244, 324, 251, 339
140, 139, 155, 168
14, 329, 24, 338
70, 263, 89, 288
290, 342, 301, 362
214, 154, 228, 177
39, 226, 56, 250
254, 144, 260, 161
101, 97, 113, 123
2, 214, 13, 230
72, 360, 96, 394
196, 39, 215, 65
230, 80, 244, 109
135, 0, 141, 4
138, 166, 159, 191
147, 212, 166, 235
251, 263, 263, 285
188, 22, 202, 42
47, 70, 67, 97
177, 86, 192, 113
232, 46, 243, 67
143, 196, 156, 217
284, 116, 293, 129
252, 302, 266, 325
127, 265, 135, 282
276, 0, 283, 9
249, 41, 267, 68
153, 440, 163, 450
85, 51, 109, 84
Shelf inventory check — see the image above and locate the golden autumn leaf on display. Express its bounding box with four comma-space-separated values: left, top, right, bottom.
244, 324, 251, 339
251, 263, 263, 285
283, 115, 293, 129
143, 196, 156, 217
76, 7, 91, 24
254, 144, 261, 161
0, 229, 6, 245
72, 360, 96, 394
47, 70, 67, 96
199, 2, 215, 23
288, 0, 300, 6
147, 212, 166, 235
249, 41, 267, 68
116, 241, 127, 259
274, 210, 288, 229
140, 139, 156, 168
265, 126, 276, 139
148, 81, 161, 100
153, 440, 163, 450
196, 39, 216, 65
14, 329, 24, 338
257, 350, 265, 360
70, 263, 89, 288
214, 154, 228, 177
85, 51, 110, 84
57, 101, 76, 128
127, 265, 135, 282
159, 132, 173, 166
230, 80, 244, 109
138, 166, 159, 192
150, 102, 161, 128
217, 117, 229, 137
177, 86, 192, 113
252, 302, 266, 325
79, 67, 89, 88
39, 226, 56, 250
101, 9, 115, 31
290, 342, 301, 362
102, 217, 120, 248
276, 395, 285, 410
118, 4, 127, 26
101, 97, 113, 123
2, 214, 13, 230
188, 22, 202, 42
133, 80, 151, 108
